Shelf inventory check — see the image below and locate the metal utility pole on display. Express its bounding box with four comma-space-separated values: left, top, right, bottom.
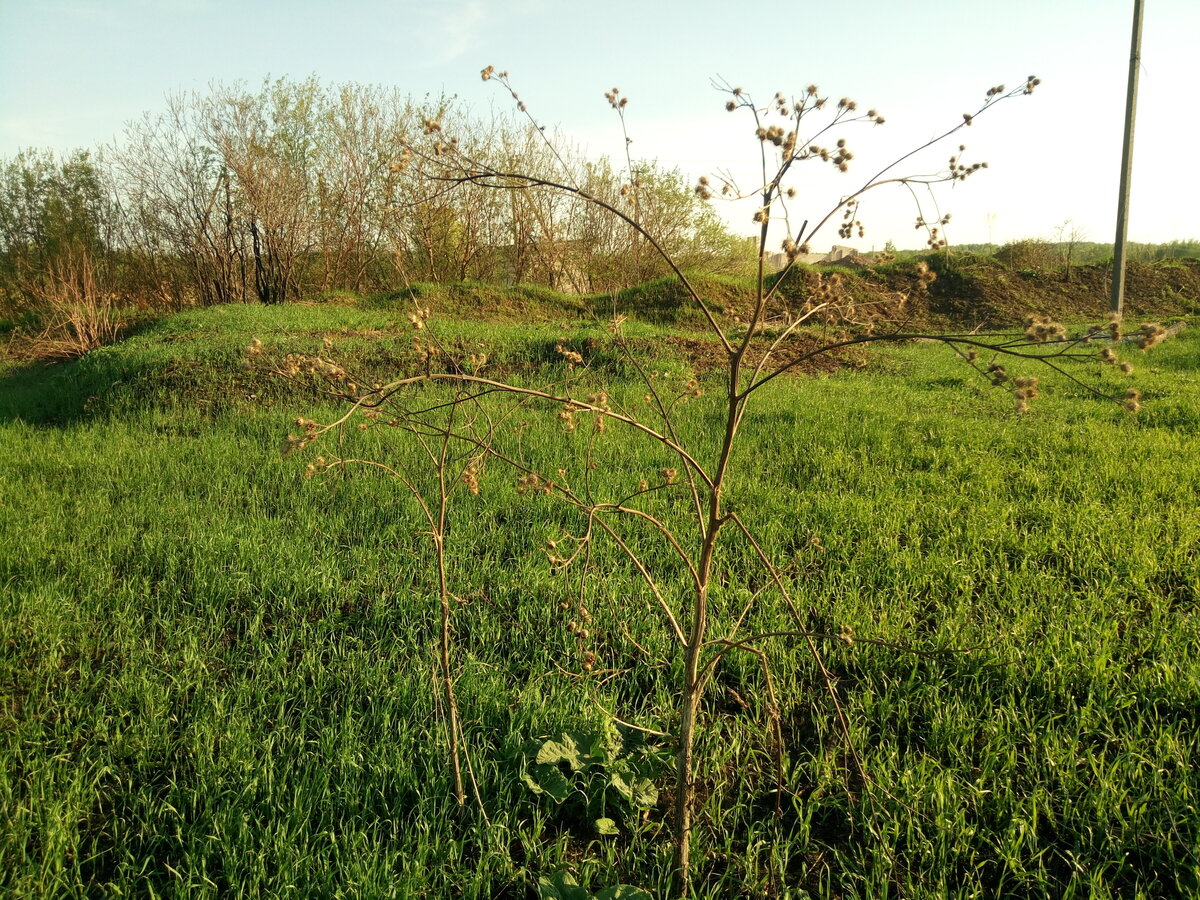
1110, 0, 1144, 315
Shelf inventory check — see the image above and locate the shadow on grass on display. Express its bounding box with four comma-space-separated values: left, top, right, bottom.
0, 342, 261, 428
0, 354, 135, 426
0, 315, 169, 425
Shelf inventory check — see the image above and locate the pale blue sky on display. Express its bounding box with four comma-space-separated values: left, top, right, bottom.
1, 0, 1196, 249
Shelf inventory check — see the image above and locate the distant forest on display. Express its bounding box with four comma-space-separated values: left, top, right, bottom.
0, 77, 754, 327
1, 76, 1196, 354
942, 240, 1200, 266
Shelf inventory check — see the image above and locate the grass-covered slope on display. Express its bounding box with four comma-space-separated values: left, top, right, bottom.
2, 301, 1199, 898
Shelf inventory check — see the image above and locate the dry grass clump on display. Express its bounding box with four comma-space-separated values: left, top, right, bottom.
7, 249, 124, 362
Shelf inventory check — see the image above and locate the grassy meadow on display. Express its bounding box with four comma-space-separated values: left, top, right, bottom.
2, 296, 1198, 899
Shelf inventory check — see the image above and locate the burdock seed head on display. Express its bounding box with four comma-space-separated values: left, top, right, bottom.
1136, 323, 1168, 351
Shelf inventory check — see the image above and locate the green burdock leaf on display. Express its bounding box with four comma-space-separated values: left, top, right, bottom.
520, 769, 541, 795
539, 767, 572, 802
609, 771, 633, 802
595, 817, 619, 835
595, 887, 653, 900
610, 771, 658, 808
536, 734, 584, 770
537, 872, 590, 900
521, 762, 573, 802
629, 777, 658, 808
537, 872, 653, 900
526, 763, 573, 802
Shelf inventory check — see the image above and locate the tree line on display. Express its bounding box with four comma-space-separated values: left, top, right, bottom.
0, 77, 754, 327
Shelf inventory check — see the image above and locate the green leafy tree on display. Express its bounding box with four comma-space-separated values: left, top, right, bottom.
0, 149, 112, 313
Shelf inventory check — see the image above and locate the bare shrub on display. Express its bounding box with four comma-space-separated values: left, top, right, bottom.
251, 69, 1178, 896
994, 237, 1061, 271
8, 246, 124, 361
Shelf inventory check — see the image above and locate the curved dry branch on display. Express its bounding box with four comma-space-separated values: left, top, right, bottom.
424, 166, 735, 354
745, 331, 1132, 400
594, 503, 701, 595
363, 399, 691, 647
796, 84, 1033, 255
367, 370, 717, 490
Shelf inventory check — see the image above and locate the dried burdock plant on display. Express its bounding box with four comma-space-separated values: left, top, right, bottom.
250, 67, 1178, 897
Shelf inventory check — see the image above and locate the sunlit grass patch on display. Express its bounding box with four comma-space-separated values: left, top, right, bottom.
1, 309, 1197, 898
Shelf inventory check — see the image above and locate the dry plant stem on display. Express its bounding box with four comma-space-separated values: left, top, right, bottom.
432, 411, 466, 806
585, 514, 686, 647
591, 700, 673, 740
322, 419, 470, 809
746, 332, 1135, 402
672, 365, 748, 892
726, 556, 808, 643
798, 87, 1029, 252
749, 85, 1030, 318
459, 724, 491, 826
489, 70, 581, 190
419, 392, 502, 817
607, 324, 706, 526
614, 99, 647, 280
739, 644, 785, 823
741, 300, 835, 390
595, 504, 701, 592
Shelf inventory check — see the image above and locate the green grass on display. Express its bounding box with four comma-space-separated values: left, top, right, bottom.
361, 272, 753, 328
1, 303, 1198, 898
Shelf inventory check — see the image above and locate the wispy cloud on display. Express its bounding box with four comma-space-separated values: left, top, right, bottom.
0, 105, 129, 152
415, 1, 487, 68
133, 0, 217, 12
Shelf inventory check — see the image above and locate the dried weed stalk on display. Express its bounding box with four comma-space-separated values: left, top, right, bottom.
251, 69, 1178, 896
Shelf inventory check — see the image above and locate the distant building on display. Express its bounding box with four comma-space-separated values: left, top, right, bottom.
822, 244, 859, 263
763, 245, 862, 271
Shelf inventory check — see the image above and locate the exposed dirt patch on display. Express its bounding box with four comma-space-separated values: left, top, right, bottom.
872, 259, 1200, 328
662, 260, 1198, 377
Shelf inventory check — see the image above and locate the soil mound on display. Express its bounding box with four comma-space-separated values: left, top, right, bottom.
862, 259, 1200, 329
